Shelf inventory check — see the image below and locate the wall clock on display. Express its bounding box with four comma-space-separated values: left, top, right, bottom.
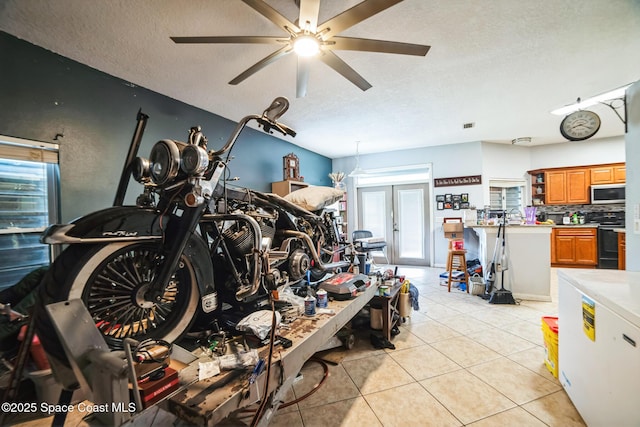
560, 110, 601, 141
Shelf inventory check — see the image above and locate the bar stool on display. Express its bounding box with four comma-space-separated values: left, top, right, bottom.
446, 242, 469, 293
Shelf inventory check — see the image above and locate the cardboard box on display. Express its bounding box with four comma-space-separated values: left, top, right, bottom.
443, 222, 464, 238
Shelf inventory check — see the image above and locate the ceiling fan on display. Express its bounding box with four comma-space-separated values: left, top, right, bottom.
171, 0, 431, 97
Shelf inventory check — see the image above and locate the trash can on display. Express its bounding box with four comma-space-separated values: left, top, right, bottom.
370, 299, 383, 330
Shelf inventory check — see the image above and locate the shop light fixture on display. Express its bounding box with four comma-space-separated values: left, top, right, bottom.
348, 141, 368, 177
550, 84, 631, 116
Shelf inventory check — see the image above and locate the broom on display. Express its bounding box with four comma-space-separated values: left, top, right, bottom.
489, 217, 516, 305
481, 222, 501, 300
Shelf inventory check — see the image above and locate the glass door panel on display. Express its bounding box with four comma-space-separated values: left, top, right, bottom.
358, 184, 429, 266
393, 184, 429, 266
360, 190, 388, 240
396, 188, 424, 258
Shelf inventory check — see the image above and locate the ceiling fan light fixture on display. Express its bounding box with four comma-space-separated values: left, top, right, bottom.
293, 35, 320, 57
512, 137, 532, 145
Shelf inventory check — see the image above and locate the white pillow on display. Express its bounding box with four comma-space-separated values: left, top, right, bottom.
284, 186, 344, 211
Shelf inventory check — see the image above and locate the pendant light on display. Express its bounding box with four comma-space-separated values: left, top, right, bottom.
348, 141, 367, 177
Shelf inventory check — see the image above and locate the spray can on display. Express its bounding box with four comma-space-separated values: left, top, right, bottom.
304, 294, 316, 316
316, 289, 328, 308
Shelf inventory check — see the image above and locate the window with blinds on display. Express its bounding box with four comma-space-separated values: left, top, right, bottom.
489, 180, 525, 212
0, 136, 59, 290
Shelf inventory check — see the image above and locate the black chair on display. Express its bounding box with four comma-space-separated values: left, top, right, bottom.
352, 230, 389, 264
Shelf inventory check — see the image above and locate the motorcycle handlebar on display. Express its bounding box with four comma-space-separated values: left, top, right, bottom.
208, 97, 296, 156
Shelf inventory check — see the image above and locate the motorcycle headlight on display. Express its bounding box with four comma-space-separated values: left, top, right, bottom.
149, 140, 181, 185
132, 157, 151, 183
181, 144, 209, 175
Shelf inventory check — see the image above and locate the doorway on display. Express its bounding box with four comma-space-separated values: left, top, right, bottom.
357, 183, 430, 266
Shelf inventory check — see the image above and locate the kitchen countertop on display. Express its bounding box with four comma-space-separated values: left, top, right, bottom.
614, 228, 626, 233
471, 223, 553, 228
551, 224, 599, 228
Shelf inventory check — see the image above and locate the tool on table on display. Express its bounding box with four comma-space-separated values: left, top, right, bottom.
243, 358, 266, 400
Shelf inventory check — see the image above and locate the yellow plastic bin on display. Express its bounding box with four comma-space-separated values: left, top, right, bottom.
541, 316, 559, 378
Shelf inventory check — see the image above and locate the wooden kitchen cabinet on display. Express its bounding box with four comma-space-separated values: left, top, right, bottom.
530, 172, 546, 206
551, 227, 597, 267
614, 165, 626, 183
529, 162, 624, 205
591, 163, 626, 185
566, 169, 590, 203
618, 231, 626, 270
546, 171, 566, 204
545, 168, 590, 205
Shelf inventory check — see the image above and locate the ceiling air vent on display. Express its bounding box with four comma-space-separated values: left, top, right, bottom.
463, 122, 475, 129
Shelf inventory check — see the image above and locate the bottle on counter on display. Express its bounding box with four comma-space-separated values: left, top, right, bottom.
571, 213, 579, 224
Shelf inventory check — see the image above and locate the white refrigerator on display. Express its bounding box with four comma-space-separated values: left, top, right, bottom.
558, 269, 640, 427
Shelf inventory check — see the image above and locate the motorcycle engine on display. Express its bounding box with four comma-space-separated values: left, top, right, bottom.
222, 206, 277, 256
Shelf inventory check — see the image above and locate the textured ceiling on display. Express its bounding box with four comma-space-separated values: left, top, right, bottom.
1, 0, 639, 158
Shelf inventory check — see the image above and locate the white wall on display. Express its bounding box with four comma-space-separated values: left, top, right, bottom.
625, 81, 639, 271
529, 136, 625, 169
332, 141, 483, 266
481, 142, 532, 204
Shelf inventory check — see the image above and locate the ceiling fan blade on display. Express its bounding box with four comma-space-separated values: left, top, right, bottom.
296, 56, 312, 98
298, 0, 321, 32
242, 0, 300, 33
171, 36, 285, 45
319, 51, 372, 91
318, 0, 403, 40
329, 36, 430, 56
229, 46, 293, 85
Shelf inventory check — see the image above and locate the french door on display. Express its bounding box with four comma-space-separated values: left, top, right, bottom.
357, 183, 430, 266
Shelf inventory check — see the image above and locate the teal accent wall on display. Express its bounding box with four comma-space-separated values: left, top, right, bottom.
0, 31, 331, 222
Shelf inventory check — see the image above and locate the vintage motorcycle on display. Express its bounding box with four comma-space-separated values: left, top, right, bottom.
35, 97, 346, 363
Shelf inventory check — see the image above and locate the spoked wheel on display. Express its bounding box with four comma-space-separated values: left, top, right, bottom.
36, 242, 199, 363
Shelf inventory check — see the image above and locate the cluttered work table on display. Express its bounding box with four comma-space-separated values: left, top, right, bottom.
165, 275, 380, 427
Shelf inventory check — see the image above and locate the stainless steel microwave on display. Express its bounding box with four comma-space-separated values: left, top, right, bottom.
591, 184, 625, 204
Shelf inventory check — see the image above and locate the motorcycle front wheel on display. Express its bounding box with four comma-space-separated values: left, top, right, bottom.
36, 241, 199, 364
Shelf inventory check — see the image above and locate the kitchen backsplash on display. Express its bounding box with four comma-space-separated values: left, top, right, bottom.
536, 203, 625, 223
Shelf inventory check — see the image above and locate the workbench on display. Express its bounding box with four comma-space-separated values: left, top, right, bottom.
166, 280, 379, 426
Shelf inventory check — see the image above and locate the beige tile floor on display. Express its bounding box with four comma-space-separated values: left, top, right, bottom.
8, 267, 586, 426
266, 266, 586, 427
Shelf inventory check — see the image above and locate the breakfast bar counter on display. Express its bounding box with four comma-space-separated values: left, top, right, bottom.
471, 224, 553, 301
